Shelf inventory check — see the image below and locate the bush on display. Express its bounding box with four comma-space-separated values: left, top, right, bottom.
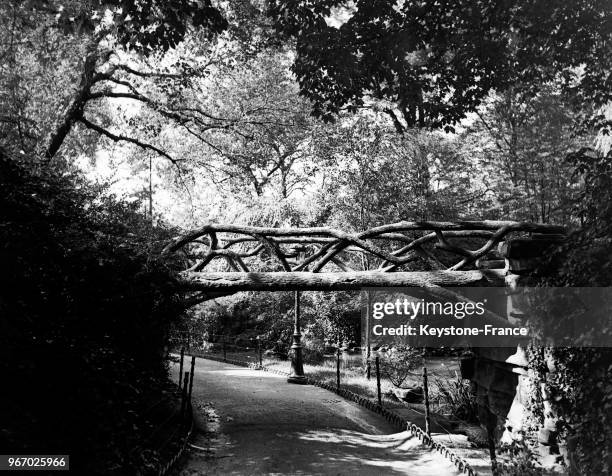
530, 149, 612, 474
302, 332, 325, 364
0, 150, 182, 474
433, 375, 479, 423
497, 440, 544, 476
379, 346, 424, 388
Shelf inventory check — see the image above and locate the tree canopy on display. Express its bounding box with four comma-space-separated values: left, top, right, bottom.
269, 0, 612, 131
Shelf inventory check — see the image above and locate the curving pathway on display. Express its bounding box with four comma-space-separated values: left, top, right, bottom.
172, 358, 459, 476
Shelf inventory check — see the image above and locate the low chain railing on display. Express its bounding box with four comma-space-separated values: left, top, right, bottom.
173, 337, 483, 476
132, 352, 196, 476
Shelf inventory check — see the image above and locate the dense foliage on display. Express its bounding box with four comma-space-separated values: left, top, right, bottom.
0, 149, 182, 474
529, 149, 612, 474
269, 0, 612, 132
181, 290, 361, 355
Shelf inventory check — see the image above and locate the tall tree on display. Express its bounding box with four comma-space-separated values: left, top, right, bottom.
462, 88, 590, 223
0, 0, 227, 161
177, 50, 317, 199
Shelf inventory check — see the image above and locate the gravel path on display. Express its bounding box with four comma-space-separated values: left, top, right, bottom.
173, 358, 459, 476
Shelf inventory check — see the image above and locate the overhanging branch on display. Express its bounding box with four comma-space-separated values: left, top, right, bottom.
78, 115, 179, 164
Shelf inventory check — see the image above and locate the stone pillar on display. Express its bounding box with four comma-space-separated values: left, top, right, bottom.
468, 235, 565, 469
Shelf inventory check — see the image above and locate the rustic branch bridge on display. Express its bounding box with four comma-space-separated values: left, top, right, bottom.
162, 220, 565, 302
163, 219, 568, 465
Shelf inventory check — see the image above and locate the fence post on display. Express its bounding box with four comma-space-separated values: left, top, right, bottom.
336, 346, 341, 390
257, 336, 262, 368
423, 366, 431, 438
223, 337, 227, 362
189, 356, 196, 400
486, 410, 498, 475
178, 347, 185, 391
180, 371, 189, 422
376, 356, 382, 407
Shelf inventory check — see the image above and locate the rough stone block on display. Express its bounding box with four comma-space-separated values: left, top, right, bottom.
538, 428, 556, 445
500, 238, 559, 260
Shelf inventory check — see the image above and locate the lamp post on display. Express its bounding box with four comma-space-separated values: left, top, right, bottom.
288, 247, 307, 384
287, 290, 307, 384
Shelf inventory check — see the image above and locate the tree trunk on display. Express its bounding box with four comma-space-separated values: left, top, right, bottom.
149, 154, 153, 224
44, 43, 100, 160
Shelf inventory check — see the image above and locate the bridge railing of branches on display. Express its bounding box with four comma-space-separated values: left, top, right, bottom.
161, 221, 565, 303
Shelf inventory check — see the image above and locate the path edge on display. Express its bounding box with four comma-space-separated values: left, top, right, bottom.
197, 354, 478, 476
154, 401, 194, 476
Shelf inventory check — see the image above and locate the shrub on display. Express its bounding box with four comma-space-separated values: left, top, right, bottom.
530, 149, 612, 474
379, 346, 424, 388
0, 150, 182, 474
497, 440, 544, 476
302, 332, 325, 364
433, 375, 479, 423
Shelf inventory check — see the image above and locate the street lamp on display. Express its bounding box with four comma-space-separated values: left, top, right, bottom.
287, 290, 306, 383
288, 248, 307, 384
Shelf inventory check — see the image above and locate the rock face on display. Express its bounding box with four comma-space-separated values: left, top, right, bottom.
470, 236, 566, 471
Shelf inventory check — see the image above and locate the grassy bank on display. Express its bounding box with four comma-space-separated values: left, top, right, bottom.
185, 347, 468, 416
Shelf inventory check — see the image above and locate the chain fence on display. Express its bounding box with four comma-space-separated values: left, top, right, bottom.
170, 332, 485, 476
169, 331, 481, 431
171, 331, 467, 407
128, 351, 196, 476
